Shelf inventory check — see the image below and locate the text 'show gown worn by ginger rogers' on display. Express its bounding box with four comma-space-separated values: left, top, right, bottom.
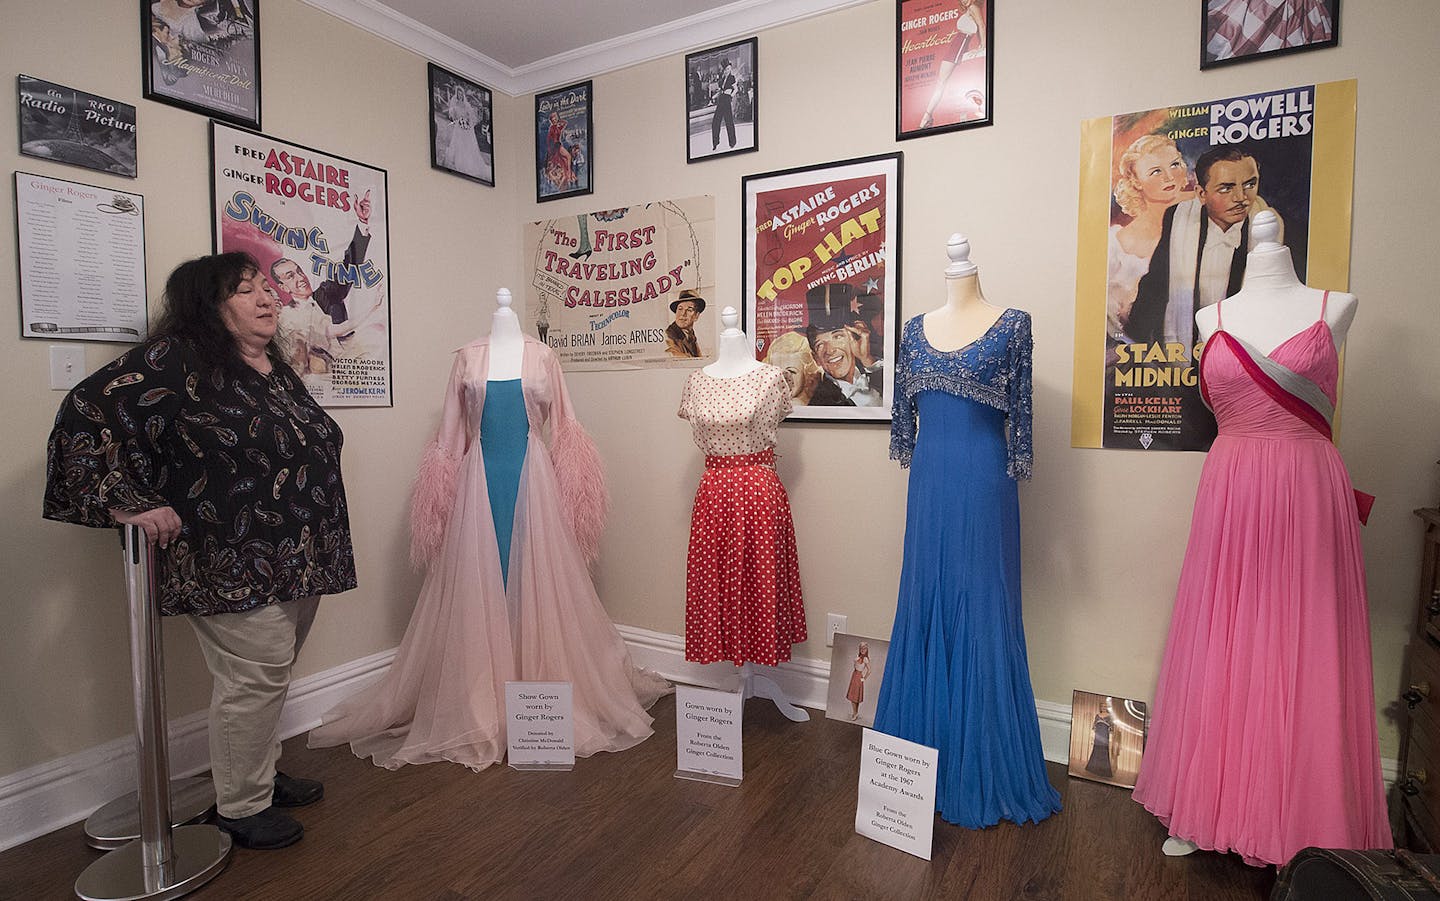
875, 310, 1061, 828
1132, 294, 1390, 866
309, 336, 668, 770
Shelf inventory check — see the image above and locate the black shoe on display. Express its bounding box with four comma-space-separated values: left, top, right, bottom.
216, 808, 303, 850
272, 771, 324, 807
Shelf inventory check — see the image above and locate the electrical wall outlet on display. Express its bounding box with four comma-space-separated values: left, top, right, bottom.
826, 613, 847, 647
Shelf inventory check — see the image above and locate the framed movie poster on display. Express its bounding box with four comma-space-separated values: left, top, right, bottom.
143, 0, 261, 129
1067, 691, 1148, 789
1070, 80, 1356, 452
896, 0, 992, 140
741, 152, 902, 423
685, 37, 758, 163
428, 64, 494, 187
535, 81, 593, 203
18, 76, 138, 178
210, 121, 392, 407
1202, 0, 1339, 69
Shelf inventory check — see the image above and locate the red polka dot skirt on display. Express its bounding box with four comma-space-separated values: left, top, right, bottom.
685, 448, 806, 666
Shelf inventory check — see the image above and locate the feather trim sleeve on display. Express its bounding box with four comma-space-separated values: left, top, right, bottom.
551, 417, 608, 562
546, 351, 609, 562
409, 353, 470, 567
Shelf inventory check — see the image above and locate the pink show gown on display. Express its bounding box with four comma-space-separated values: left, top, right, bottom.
1132, 293, 1390, 866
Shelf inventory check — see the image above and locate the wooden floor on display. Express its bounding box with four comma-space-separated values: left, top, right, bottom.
2, 695, 1275, 900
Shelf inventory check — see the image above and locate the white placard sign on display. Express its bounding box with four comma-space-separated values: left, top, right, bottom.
675, 685, 744, 785
855, 728, 939, 860
505, 682, 574, 770
16, 172, 147, 342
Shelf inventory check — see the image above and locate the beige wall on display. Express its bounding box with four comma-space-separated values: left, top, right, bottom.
3, 0, 1438, 782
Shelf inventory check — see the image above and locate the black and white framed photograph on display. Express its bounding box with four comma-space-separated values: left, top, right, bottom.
143, 0, 261, 129
18, 76, 138, 178
535, 80, 593, 203
1202, 0, 1339, 69
428, 63, 494, 187
685, 37, 757, 163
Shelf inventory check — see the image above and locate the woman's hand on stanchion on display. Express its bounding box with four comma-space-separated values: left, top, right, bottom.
110, 506, 182, 549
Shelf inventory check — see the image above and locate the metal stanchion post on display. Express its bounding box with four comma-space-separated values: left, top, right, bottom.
74, 525, 231, 901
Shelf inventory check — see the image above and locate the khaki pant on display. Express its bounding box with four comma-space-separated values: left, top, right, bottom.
187, 597, 319, 818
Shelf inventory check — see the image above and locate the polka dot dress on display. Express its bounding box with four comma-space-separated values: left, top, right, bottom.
678, 365, 806, 666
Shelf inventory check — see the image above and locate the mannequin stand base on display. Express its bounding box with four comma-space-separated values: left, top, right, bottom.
74, 824, 231, 901
1162, 837, 1199, 857
84, 778, 216, 850
739, 668, 809, 723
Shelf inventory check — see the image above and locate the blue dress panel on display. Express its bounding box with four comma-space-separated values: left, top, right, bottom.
479, 379, 527, 586
874, 309, 1060, 828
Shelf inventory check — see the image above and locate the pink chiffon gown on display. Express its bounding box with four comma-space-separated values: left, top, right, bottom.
1132, 294, 1391, 866
309, 336, 668, 770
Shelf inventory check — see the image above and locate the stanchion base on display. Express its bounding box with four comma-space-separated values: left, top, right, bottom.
75, 824, 231, 901
84, 779, 216, 850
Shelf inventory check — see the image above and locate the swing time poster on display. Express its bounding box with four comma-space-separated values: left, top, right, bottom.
210, 121, 393, 407
1070, 80, 1356, 451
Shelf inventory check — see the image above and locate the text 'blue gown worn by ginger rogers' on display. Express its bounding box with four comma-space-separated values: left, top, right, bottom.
874, 309, 1060, 828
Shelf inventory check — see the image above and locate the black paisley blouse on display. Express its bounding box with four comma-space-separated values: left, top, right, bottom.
43, 336, 357, 616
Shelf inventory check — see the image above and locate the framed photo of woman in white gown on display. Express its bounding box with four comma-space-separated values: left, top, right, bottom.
428, 63, 494, 187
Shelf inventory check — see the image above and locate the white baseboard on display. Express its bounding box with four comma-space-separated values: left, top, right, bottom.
0, 648, 393, 853
0, 628, 1401, 853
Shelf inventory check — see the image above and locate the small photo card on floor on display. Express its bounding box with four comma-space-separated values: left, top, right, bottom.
505, 682, 574, 770
675, 684, 744, 785
1067, 689, 1148, 788
856, 728, 938, 860
825, 633, 890, 728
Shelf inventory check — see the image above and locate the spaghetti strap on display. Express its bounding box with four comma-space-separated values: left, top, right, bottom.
1216, 299, 1224, 330
1319, 290, 1330, 321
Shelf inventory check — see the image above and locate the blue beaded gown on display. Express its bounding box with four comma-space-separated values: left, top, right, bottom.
874, 309, 1060, 828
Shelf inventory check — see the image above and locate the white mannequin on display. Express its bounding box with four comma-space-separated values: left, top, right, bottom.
1163, 211, 1358, 861
1195, 210, 1357, 353
704, 306, 765, 378
922, 233, 1005, 350
487, 288, 524, 380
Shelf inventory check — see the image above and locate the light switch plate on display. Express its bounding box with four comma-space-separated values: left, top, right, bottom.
50, 345, 86, 390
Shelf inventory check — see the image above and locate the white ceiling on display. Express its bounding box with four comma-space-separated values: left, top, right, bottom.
299, 0, 869, 96
383, 0, 733, 69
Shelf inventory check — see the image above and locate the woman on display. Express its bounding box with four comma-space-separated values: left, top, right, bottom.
846, 642, 871, 721
762, 330, 822, 405
1108, 134, 1192, 338
44, 253, 356, 851
440, 88, 487, 178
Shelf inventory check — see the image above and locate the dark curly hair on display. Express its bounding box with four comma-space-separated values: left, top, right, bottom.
150, 252, 281, 374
